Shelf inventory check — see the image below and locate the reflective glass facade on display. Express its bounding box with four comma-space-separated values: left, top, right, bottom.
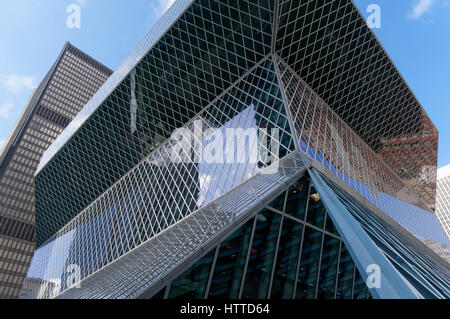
21, 0, 450, 299
0, 43, 111, 299
436, 166, 450, 239
151, 183, 371, 299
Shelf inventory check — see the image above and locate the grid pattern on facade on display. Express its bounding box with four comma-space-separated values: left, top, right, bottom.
316, 170, 450, 298
275, 0, 438, 209
35, 56, 294, 247
33, 0, 440, 249
0, 43, 112, 299
21, 0, 447, 300
436, 167, 450, 239
29, 58, 296, 292
35, 0, 275, 246
21, 153, 307, 299
156, 167, 449, 300
276, 55, 450, 251
22, 151, 450, 299
156, 175, 371, 299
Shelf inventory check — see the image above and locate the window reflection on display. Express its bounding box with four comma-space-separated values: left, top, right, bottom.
306, 186, 326, 228
241, 211, 282, 299
336, 244, 355, 299
353, 270, 370, 299
285, 178, 309, 221
167, 250, 215, 299
317, 235, 340, 299
270, 217, 303, 299
208, 219, 254, 299
295, 226, 323, 299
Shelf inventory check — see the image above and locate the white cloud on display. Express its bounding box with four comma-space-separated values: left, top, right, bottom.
0, 100, 15, 119
408, 0, 435, 19
151, 0, 175, 16
0, 74, 37, 94
158, 0, 175, 11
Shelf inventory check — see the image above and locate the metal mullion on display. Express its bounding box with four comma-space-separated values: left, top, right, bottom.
157, 159, 193, 221
267, 213, 285, 298
141, 164, 167, 235
116, 175, 135, 253
273, 54, 300, 152
290, 180, 313, 299
204, 246, 220, 299
333, 240, 343, 299
313, 230, 325, 299
238, 215, 257, 299
150, 161, 179, 227
351, 263, 356, 299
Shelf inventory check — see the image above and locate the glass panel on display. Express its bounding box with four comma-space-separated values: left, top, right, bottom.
167, 250, 215, 299
336, 244, 355, 299
208, 219, 254, 299
295, 226, 323, 299
270, 218, 303, 299
285, 178, 309, 221
151, 287, 166, 299
317, 235, 340, 299
325, 212, 339, 236
241, 210, 282, 299
267, 191, 286, 212
306, 186, 326, 228
353, 269, 370, 299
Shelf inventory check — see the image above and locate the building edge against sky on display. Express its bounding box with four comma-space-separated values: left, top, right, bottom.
19, 0, 450, 299
0, 42, 112, 299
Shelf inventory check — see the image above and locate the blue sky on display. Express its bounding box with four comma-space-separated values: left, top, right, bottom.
0, 0, 449, 167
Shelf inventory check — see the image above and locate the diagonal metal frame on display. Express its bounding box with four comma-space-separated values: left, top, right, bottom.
56, 152, 309, 299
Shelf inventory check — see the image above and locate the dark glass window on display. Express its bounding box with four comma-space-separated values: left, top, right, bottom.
325, 212, 339, 236
353, 269, 370, 299
317, 235, 340, 299
306, 186, 326, 228
208, 219, 254, 299
336, 244, 355, 299
295, 226, 323, 299
151, 287, 167, 299
270, 218, 303, 299
268, 192, 286, 212
285, 178, 309, 221
168, 250, 215, 299
241, 210, 282, 299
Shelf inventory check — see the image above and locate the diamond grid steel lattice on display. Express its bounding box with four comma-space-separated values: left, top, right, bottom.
35, 0, 276, 247
35, 55, 294, 247
275, 0, 438, 209
26, 153, 307, 299
312, 170, 450, 298
24, 57, 298, 298
436, 170, 450, 239
21, 0, 448, 299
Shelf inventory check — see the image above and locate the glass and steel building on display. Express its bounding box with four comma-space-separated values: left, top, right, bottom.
0, 42, 112, 299
21, 0, 450, 299
436, 165, 450, 239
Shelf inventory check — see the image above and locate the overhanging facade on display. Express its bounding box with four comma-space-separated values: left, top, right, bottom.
21, 0, 449, 299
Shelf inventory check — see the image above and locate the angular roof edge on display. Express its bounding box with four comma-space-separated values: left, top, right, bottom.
0, 42, 70, 180
0, 42, 112, 180
35, 0, 195, 175
350, 0, 437, 134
